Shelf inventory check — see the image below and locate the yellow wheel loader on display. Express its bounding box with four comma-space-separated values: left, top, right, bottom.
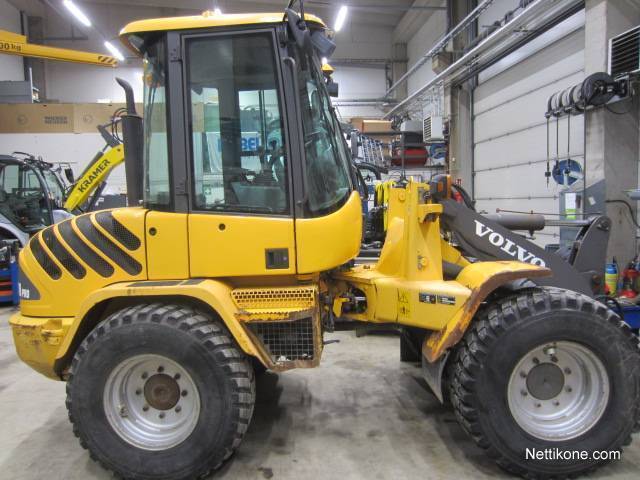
9, 3, 640, 479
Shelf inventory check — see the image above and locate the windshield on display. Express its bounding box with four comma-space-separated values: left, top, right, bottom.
42, 169, 65, 208
293, 46, 352, 216
142, 38, 170, 208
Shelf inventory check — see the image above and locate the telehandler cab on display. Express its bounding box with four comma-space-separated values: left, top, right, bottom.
10, 3, 640, 479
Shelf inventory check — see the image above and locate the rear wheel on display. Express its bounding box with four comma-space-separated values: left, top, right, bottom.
66, 303, 255, 480
449, 288, 640, 479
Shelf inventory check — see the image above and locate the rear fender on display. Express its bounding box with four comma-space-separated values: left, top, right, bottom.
422, 261, 550, 362
55, 279, 260, 366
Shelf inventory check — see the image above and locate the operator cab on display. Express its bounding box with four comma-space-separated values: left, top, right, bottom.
119, 8, 362, 276
0, 153, 70, 245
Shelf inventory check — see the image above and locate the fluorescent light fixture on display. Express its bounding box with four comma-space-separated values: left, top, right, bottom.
63, 0, 92, 27
104, 41, 125, 61
334, 5, 348, 32
214, 7, 222, 15
322, 57, 328, 65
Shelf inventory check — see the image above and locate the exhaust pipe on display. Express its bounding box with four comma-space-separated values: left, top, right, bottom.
116, 77, 144, 206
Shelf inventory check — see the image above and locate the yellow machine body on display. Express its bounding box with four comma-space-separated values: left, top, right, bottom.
10, 11, 546, 383
10, 179, 546, 379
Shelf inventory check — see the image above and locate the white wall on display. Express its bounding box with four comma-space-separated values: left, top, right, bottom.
405, 7, 447, 97
332, 66, 387, 119
0, 0, 24, 81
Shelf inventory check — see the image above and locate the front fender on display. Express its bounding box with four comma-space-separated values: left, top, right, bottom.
422, 261, 550, 362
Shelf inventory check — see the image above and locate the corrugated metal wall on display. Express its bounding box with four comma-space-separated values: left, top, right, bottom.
472, 12, 585, 246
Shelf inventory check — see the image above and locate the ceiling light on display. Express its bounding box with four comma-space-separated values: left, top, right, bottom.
214, 7, 222, 15
334, 5, 348, 32
104, 41, 125, 61
63, 0, 92, 27
322, 57, 328, 64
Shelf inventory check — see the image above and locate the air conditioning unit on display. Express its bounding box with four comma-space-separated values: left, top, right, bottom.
609, 25, 640, 78
423, 115, 443, 142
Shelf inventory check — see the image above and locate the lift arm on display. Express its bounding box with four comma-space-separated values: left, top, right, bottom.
63, 144, 124, 211
0, 29, 117, 67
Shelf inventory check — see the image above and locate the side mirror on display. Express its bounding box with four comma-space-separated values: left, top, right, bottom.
64, 167, 75, 184
326, 80, 339, 97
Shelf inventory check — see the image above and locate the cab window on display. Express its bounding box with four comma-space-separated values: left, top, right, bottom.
186, 32, 288, 215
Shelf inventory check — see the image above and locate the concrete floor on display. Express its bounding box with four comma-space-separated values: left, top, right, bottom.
1, 307, 639, 480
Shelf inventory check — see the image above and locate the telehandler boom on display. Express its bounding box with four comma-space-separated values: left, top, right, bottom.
10, 4, 640, 479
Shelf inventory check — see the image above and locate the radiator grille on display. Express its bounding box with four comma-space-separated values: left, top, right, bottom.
232, 287, 316, 310
610, 26, 640, 77
248, 318, 315, 361
76, 215, 142, 275
30, 235, 61, 280
42, 227, 86, 279
95, 211, 141, 251
58, 220, 114, 277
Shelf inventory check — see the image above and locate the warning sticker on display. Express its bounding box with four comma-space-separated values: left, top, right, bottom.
398, 290, 411, 317
419, 292, 437, 304
437, 295, 456, 305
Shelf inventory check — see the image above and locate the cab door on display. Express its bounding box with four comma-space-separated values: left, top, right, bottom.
184, 30, 296, 277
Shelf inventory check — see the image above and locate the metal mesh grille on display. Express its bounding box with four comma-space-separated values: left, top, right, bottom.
95, 211, 141, 251
58, 220, 114, 277
30, 235, 61, 280
42, 227, 86, 279
76, 215, 142, 275
248, 318, 314, 361
232, 287, 316, 310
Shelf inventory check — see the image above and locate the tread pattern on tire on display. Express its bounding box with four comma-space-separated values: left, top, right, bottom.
65, 303, 255, 480
448, 287, 640, 479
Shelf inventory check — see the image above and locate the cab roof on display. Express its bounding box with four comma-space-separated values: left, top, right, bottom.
120, 11, 326, 54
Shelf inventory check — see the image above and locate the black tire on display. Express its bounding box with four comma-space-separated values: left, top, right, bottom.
449, 288, 640, 479
251, 356, 268, 376
399, 327, 422, 362
66, 303, 255, 480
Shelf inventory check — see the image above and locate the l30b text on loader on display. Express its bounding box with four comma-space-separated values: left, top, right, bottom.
10, 2, 640, 479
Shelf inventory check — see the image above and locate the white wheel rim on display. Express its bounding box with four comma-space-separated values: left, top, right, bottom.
507, 341, 610, 441
103, 354, 200, 450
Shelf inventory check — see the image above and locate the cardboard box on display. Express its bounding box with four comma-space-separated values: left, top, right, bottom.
0, 102, 144, 134
362, 119, 393, 133
0, 103, 75, 133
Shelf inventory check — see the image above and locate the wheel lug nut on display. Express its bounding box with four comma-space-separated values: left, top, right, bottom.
551, 356, 558, 363
158, 366, 164, 373
553, 401, 560, 406
141, 372, 148, 379
532, 357, 540, 365
564, 367, 572, 375
135, 388, 142, 395
566, 386, 572, 393
521, 389, 528, 396
520, 371, 527, 378
175, 406, 182, 413
174, 373, 181, 380
181, 390, 188, 397
535, 403, 541, 408
142, 404, 149, 412
159, 412, 165, 419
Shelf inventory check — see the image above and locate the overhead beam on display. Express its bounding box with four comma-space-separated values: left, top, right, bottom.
0, 29, 117, 66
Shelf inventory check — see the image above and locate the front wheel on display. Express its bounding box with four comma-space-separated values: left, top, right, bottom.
66, 303, 255, 480
449, 288, 640, 479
